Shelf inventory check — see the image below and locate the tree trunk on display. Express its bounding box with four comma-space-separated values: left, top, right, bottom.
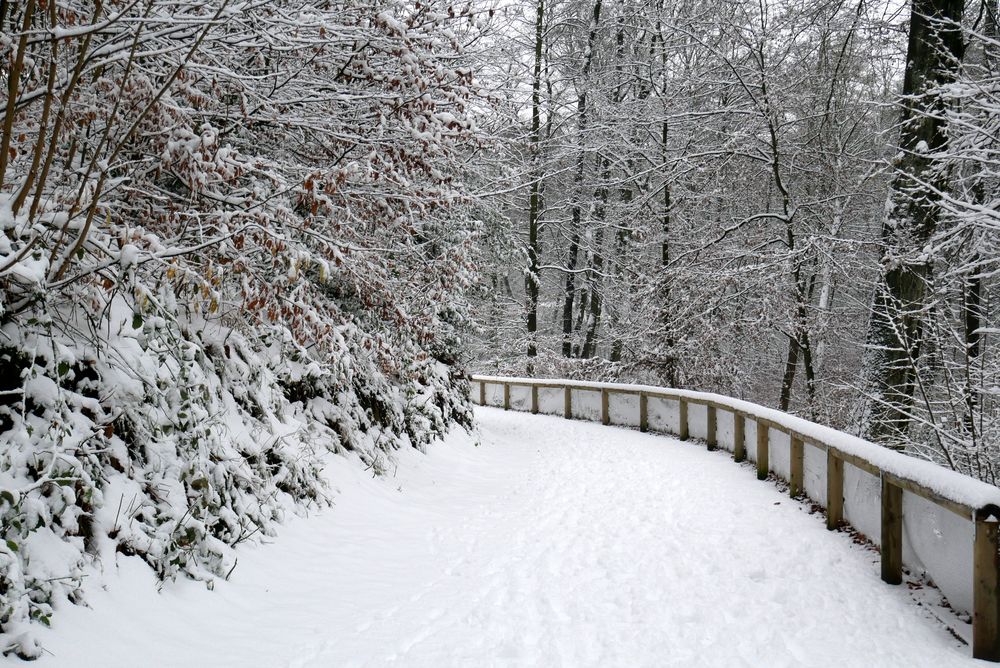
582, 148, 609, 359
525, 0, 544, 374
562, 0, 602, 358
654, 23, 677, 387
562, 232, 581, 357
779, 331, 800, 412
862, 0, 965, 446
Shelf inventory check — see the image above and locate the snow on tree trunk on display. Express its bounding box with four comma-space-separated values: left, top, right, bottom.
861, 0, 965, 448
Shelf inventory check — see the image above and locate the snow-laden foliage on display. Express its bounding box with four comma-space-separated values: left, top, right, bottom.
893, 21, 1000, 481
468, 0, 1000, 480
472, 0, 891, 421
0, 0, 489, 657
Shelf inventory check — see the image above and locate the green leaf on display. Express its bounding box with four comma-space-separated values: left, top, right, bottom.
132, 313, 143, 330
5, 540, 18, 553
57, 361, 70, 377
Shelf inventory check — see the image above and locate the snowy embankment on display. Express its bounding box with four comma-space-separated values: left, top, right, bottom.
12, 408, 977, 667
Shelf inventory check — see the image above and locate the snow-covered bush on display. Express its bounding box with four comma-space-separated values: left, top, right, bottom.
0, 0, 489, 657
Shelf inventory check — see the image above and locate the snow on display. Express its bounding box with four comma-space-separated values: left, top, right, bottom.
13, 408, 977, 666
119, 244, 139, 271
488, 378, 982, 614
474, 376, 1000, 515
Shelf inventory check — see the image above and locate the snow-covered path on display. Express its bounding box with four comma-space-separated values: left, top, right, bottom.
22, 408, 977, 667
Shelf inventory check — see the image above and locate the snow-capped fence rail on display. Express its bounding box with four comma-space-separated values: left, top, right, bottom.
471, 374, 1000, 661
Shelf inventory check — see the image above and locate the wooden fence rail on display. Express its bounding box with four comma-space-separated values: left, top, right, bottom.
470, 374, 1000, 662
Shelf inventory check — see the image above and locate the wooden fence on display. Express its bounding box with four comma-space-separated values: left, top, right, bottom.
471, 374, 1000, 662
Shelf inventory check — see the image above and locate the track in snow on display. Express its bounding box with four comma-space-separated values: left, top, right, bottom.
21, 408, 976, 667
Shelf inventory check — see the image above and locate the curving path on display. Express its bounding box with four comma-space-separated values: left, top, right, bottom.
22, 408, 976, 667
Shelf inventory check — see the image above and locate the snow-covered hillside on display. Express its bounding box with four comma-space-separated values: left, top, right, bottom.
12, 408, 975, 667
0, 2, 481, 654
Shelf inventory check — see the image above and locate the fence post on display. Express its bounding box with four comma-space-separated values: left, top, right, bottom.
479, 381, 485, 406
678, 399, 689, 441
639, 393, 648, 433
756, 421, 769, 480
564, 386, 572, 419
531, 386, 539, 414
503, 383, 510, 410
706, 405, 717, 451
733, 413, 746, 463
974, 509, 1000, 661
826, 450, 844, 530
601, 389, 610, 426
881, 477, 903, 585
790, 435, 804, 498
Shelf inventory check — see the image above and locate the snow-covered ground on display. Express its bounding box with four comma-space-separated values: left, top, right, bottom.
12, 408, 979, 667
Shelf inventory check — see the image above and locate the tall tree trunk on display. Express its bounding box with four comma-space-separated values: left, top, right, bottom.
961, 0, 998, 440
562, 0, 602, 358
582, 148, 611, 359
608, 18, 637, 364
582, 217, 605, 358
654, 22, 677, 387
756, 52, 812, 416
525, 0, 545, 374
862, 0, 965, 446
659, 122, 676, 386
